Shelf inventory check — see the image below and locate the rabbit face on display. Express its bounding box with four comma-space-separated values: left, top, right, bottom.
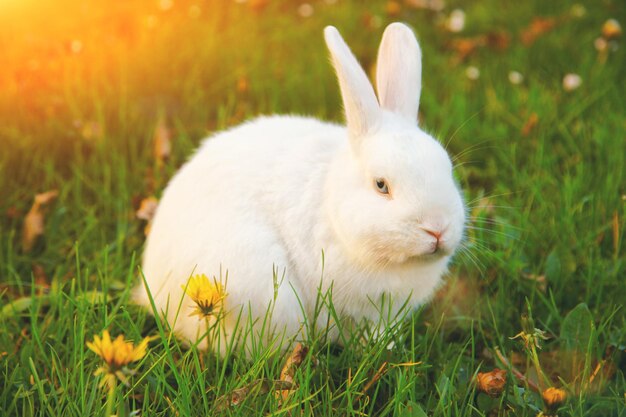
327, 114, 465, 267
363, 121, 465, 259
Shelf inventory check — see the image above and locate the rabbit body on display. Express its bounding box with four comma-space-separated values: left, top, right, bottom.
135, 23, 466, 352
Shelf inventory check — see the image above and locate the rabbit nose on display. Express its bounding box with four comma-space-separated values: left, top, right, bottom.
424, 228, 443, 252
425, 229, 442, 241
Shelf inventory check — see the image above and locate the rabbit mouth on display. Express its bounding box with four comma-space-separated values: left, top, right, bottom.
384, 248, 449, 265
409, 249, 449, 263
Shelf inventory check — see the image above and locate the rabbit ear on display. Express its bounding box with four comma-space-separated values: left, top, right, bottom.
376, 23, 422, 123
324, 26, 381, 139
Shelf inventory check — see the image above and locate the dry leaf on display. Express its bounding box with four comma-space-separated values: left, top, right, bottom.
136, 196, 158, 221
485, 31, 511, 50
276, 343, 309, 402
32, 264, 50, 295
153, 117, 172, 167
476, 368, 507, 397
22, 190, 58, 253
448, 31, 510, 62
521, 112, 539, 136
449, 37, 485, 60
385, 1, 402, 17
521, 17, 557, 46
361, 12, 382, 31
404, 0, 445, 12
136, 196, 158, 236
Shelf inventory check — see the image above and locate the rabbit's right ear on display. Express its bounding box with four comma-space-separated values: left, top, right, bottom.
324, 26, 381, 141
376, 23, 422, 123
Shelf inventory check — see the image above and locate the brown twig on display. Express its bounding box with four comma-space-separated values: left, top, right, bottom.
362, 362, 388, 394
14, 328, 29, 355
352, 362, 389, 408
588, 360, 605, 385
164, 395, 180, 416
494, 347, 541, 393
215, 379, 294, 411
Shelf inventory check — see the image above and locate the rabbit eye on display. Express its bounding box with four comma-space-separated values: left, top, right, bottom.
374, 178, 389, 195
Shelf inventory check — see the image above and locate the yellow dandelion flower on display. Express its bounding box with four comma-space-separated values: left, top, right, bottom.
86, 330, 154, 388
182, 274, 226, 319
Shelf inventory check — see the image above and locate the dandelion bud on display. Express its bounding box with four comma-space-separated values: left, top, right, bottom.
542, 387, 567, 413
521, 313, 535, 334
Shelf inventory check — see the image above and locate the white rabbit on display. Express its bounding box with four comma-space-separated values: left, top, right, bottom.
134, 23, 466, 353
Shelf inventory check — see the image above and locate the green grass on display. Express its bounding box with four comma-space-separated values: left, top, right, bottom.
1, 0, 625, 415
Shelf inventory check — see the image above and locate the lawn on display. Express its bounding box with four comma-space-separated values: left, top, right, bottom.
0, 0, 624, 416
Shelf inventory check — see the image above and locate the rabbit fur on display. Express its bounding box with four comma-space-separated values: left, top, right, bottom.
134, 23, 466, 353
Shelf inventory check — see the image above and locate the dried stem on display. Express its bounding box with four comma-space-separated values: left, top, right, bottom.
362, 362, 388, 394
494, 348, 540, 393
352, 362, 388, 408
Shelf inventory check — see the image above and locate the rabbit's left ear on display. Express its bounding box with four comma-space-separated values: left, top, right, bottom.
376, 23, 422, 123
325, 26, 381, 140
